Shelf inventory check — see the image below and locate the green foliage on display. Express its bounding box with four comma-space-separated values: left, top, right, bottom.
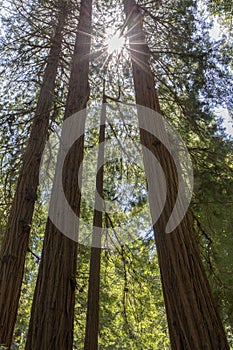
98, 241, 170, 349
192, 136, 233, 346
0, 0, 232, 347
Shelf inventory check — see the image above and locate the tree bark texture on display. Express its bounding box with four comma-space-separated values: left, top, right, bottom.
25, 0, 92, 349
0, 2, 68, 346
123, 1, 230, 349
84, 102, 106, 350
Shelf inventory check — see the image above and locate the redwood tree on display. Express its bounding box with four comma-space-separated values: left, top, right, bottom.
123, 0, 230, 349
0, 1, 68, 346
84, 100, 107, 350
25, 0, 92, 348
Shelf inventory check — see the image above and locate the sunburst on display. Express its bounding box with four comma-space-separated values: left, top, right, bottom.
105, 28, 125, 55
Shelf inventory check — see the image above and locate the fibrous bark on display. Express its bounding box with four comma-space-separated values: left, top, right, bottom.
123, 0, 230, 349
84, 101, 106, 350
25, 0, 92, 349
0, 2, 68, 346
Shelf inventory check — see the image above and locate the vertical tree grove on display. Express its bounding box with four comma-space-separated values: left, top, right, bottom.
0, 0, 232, 349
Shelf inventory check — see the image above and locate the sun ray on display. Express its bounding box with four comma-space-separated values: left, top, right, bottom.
100, 55, 111, 71
77, 29, 93, 38
106, 32, 125, 54
124, 14, 142, 37
131, 55, 151, 74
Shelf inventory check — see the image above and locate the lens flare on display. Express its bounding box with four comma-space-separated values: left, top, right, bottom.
106, 29, 124, 54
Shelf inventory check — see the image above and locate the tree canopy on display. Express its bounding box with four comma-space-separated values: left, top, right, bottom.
0, 0, 232, 348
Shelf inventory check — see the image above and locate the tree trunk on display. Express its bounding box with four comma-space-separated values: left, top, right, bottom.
0, 2, 68, 346
84, 101, 106, 350
123, 1, 230, 349
25, 0, 92, 349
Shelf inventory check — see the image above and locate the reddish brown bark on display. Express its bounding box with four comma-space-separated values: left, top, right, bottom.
25, 0, 92, 349
84, 243, 101, 350
84, 102, 106, 350
123, 1, 229, 349
0, 2, 68, 346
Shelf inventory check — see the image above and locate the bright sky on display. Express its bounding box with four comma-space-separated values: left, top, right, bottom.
214, 107, 233, 137
106, 28, 125, 54
208, 19, 233, 137
209, 18, 222, 40
0, 2, 232, 137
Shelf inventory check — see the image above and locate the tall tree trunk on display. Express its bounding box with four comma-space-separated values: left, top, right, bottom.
0, 2, 68, 346
84, 100, 106, 350
25, 0, 92, 349
123, 1, 230, 349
